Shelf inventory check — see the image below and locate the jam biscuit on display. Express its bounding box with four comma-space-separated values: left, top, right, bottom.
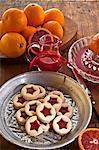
35, 85, 46, 99
16, 108, 28, 125
57, 102, 73, 118
36, 102, 56, 123
49, 90, 64, 102
25, 116, 44, 137
13, 93, 27, 109
53, 115, 72, 136
43, 94, 62, 110
21, 84, 40, 100
25, 100, 41, 116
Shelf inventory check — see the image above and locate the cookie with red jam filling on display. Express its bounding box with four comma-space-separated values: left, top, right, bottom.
21, 84, 40, 100
43, 94, 62, 110
57, 102, 73, 118
25, 100, 41, 116
53, 115, 72, 136
13, 93, 27, 109
16, 108, 28, 125
36, 102, 56, 123
25, 116, 49, 136
49, 90, 64, 102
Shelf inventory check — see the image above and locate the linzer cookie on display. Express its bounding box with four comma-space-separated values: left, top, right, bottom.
25, 116, 43, 137
49, 90, 64, 102
56, 102, 73, 118
25, 100, 41, 116
53, 115, 72, 136
36, 102, 56, 123
13, 93, 27, 109
21, 84, 40, 100
43, 94, 62, 110
16, 108, 28, 125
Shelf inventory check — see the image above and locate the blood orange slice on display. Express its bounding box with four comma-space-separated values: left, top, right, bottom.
78, 128, 99, 150
28, 28, 54, 55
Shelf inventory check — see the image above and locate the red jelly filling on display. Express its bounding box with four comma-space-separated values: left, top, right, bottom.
41, 107, 51, 117
17, 96, 25, 104
58, 119, 68, 129
48, 98, 57, 105
59, 107, 69, 114
27, 87, 36, 94
21, 111, 28, 119
30, 120, 40, 131
29, 104, 37, 111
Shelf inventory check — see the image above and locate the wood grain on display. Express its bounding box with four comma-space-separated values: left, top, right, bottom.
0, 1, 99, 150
61, 16, 77, 50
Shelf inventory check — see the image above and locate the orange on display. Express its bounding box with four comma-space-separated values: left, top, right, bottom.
0, 21, 6, 39
2, 8, 27, 32
0, 32, 26, 58
43, 21, 63, 39
78, 128, 99, 150
44, 8, 64, 27
89, 33, 99, 55
21, 26, 37, 41
24, 3, 45, 27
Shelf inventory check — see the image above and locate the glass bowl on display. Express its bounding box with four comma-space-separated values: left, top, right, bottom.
68, 36, 99, 83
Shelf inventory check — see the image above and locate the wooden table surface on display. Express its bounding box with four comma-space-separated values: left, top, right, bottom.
0, 0, 99, 150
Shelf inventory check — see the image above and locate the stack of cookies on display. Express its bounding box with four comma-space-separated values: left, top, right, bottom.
13, 84, 73, 137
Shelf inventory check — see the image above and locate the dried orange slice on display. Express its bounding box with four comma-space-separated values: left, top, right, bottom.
78, 128, 99, 150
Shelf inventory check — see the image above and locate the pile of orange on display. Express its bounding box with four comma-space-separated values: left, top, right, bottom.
0, 3, 64, 58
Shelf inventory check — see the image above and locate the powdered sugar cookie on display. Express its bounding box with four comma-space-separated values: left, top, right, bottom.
49, 90, 64, 102
35, 85, 46, 99
43, 94, 62, 110
53, 115, 72, 136
13, 93, 27, 109
25, 100, 41, 116
21, 84, 40, 100
16, 108, 28, 125
25, 116, 43, 137
36, 102, 56, 123
57, 102, 73, 118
